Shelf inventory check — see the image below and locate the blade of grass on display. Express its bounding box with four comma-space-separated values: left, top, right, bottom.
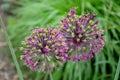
114, 57, 120, 80
93, 55, 99, 80
81, 0, 85, 14
0, 16, 24, 80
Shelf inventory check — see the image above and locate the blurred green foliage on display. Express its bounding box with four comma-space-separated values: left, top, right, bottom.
6, 0, 120, 80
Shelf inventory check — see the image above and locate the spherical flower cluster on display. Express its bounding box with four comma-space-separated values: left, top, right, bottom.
60, 8, 104, 61
20, 27, 68, 72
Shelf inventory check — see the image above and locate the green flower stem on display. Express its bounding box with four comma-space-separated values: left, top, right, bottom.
45, 55, 53, 80
35, 68, 42, 80
79, 2, 86, 78
78, 61, 81, 80
76, 49, 81, 80
49, 68, 53, 80
0, 16, 24, 80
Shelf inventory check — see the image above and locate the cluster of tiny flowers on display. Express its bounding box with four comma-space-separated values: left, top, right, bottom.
20, 8, 104, 72
20, 28, 68, 72
60, 8, 104, 61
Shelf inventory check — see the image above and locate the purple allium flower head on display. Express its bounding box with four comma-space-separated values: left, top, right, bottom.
60, 8, 104, 61
20, 27, 68, 72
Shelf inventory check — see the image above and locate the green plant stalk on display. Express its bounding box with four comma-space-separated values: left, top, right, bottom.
80, 0, 84, 78
49, 68, 53, 80
0, 16, 24, 80
69, 62, 74, 80
35, 68, 42, 80
114, 57, 120, 80
45, 55, 53, 80
44, 71, 49, 80
76, 49, 81, 80
78, 61, 81, 80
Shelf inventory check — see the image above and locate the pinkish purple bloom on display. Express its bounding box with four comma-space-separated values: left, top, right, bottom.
20, 27, 68, 72
60, 8, 104, 61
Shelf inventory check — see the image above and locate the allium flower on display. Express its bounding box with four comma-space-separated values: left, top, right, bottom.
20, 27, 68, 72
60, 8, 104, 61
